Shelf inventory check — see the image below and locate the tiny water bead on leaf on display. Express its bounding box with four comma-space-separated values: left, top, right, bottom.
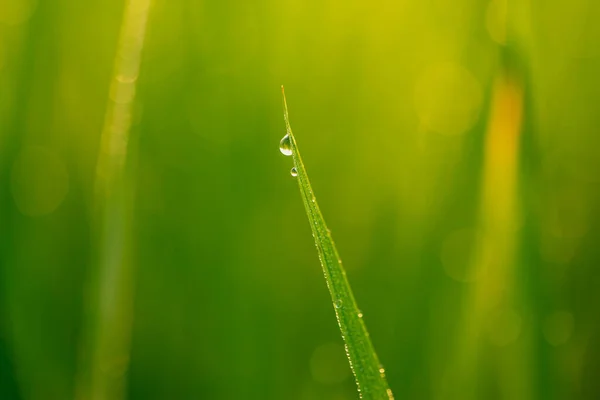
280, 86, 393, 400
279, 133, 292, 156
290, 167, 298, 177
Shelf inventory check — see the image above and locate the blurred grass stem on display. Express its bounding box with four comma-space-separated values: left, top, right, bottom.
77, 0, 151, 399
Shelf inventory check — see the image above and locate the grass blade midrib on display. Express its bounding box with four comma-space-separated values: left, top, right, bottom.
281, 87, 393, 400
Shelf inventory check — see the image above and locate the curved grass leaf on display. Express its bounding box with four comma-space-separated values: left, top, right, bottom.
280, 87, 394, 400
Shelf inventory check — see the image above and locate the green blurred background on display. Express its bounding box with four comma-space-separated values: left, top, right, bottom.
1, 0, 600, 399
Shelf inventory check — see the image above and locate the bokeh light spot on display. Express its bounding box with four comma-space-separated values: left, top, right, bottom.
486, 0, 507, 45
0, 0, 37, 26
545, 186, 590, 240
10, 146, 69, 217
487, 308, 522, 347
539, 235, 577, 265
309, 342, 350, 385
543, 311, 574, 346
415, 62, 483, 136
539, 184, 589, 264
440, 228, 482, 282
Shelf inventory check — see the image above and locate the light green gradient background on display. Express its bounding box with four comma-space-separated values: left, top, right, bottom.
1, 0, 599, 399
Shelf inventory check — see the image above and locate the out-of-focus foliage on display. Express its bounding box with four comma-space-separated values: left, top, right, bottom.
1, 0, 599, 399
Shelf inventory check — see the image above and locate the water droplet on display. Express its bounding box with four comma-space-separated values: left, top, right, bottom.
334, 299, 343, 309
279, 133, 292, 156
290, 167, 298, 177
379, 365, 386, 377
387, 388, 395, 399
357, 310, 363, 318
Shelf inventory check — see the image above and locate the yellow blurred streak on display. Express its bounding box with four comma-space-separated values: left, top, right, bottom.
438, 72, 530, 400
77, 0, 151, 399
476, 72, 530, 399
95, 0, 150, 191
0, 0, 37, 26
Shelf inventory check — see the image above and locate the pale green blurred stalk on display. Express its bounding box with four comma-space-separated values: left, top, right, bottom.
76, 0, 151, 399
439, 70, 530, 400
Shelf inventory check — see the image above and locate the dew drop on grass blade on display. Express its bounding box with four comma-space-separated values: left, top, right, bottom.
279, 86, 394, 400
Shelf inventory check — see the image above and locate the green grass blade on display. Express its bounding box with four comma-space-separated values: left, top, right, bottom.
77, 1, 151, 399
280, 87, 394, 400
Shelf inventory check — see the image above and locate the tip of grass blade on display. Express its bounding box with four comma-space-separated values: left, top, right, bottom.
281, 85, 292, 135
280, 88, 393, 400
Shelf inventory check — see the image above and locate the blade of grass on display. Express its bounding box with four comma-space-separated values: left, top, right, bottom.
280, 86, 394, 400
76, 1, 151, 399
